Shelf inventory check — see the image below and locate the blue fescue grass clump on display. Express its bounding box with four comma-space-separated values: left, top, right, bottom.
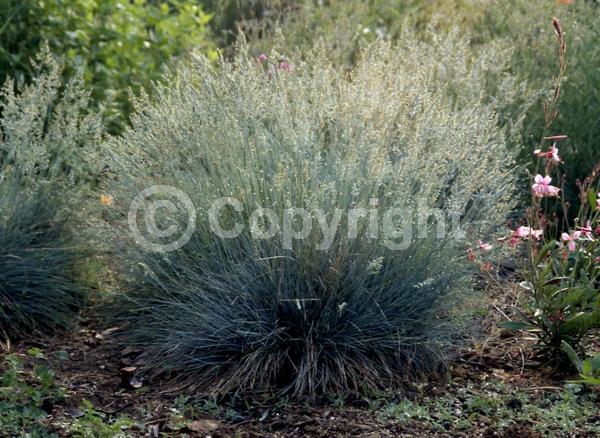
0, 182, 82, 337
105, 37, 518, 396
0, 50, 102, 338
119, 231, 469, 396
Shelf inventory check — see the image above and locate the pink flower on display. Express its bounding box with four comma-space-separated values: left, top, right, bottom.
258, 53, 268, 63
477, 240, 493, 251
561, 231, 582, 252
534, 145, 560, 163
278, 60, 292, 72
508, 236, 520, 247
515, 226, 529, 237
508, 226, 543, 246
516, 226, 543, 239
480, 262, 493, 272
597, 193, 600, 210
532, 175, 560, 197
576, 221, 595, 241
548, 145, 560, 162
467, 248, 477, 262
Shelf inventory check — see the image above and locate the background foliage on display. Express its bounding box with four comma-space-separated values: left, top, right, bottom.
2, 1, 597, 189
220, 0, 600, 214
0, 0, 216, 132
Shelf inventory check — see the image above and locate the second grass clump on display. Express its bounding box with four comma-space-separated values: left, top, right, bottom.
0, 51, 102, 338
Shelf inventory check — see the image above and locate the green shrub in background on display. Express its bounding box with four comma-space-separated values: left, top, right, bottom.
206, 0, 499, 66
202, 0, 294, 47
0, 0, 216, 133
450, 0, 600, 216
0, 52, 100, 338
104, 33, 519, 397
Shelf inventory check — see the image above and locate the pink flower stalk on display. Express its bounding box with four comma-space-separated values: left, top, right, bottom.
278, 60, 292, 72
597, 193, 600, 210
550, 145, 560, 162
533, 145, 560, 163
561, 231, 581, 252
532, 230, 544, 240
532, 175, 561, 197
258, 53, 268, 63
477, 240, 493, 251
544, 134, 568, 142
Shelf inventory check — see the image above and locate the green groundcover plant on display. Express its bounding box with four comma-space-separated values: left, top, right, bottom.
0, 51, 101, 338
562, 341, 600, 386
104, 32, 520, 397
0, 349, 66, 436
